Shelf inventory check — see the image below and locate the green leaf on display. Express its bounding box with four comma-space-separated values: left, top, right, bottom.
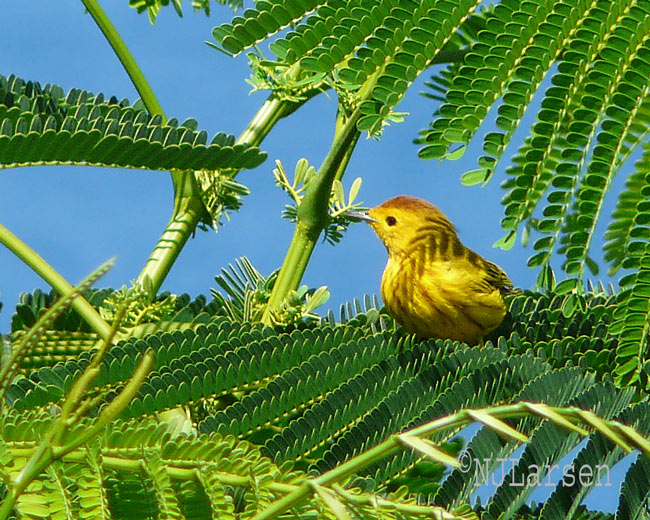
446, 145, 467, 160
0, 74, 266, 172
332, 180, 345, 207
294, 157, 309, 187
555, 278, 579, 295
493, 231, 516, 250
561, 293, 579, 318
305, 286, 330, 313
461, 168, 489, 186
348, 177, 362, 205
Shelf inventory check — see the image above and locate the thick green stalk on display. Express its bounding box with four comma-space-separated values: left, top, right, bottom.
0, 223, 111, 339
236, 95, 291, 148
81, 0, 166, 120
262, 110, 361, 323
133, 190, 200, 294
137, 171, 205, 291
333, 118, 361, 183
298, 109, 362, 226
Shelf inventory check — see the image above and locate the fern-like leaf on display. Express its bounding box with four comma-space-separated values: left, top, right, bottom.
0, 74, 266, 172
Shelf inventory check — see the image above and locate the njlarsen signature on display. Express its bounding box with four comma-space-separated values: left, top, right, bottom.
457, 450, 611, 488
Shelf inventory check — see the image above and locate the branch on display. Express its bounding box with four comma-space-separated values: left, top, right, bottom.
261, 108, 361, 323
80, 0, 166, 120
0, 222, 111, 339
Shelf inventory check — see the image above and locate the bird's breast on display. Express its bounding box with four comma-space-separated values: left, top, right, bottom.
380, 254, 506, 345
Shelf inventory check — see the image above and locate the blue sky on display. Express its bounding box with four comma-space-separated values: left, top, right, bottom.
0, 1, 635, 512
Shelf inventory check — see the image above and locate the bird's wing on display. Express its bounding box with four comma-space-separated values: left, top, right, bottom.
422, 247, 510, 335
423, 243, 514, 296
470, 258, 516, 294
417, 235, 516, 296
445, 246, 514, 295
481, 258, 515, 293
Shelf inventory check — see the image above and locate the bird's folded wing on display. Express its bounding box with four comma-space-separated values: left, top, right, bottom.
482, 259, 517, 293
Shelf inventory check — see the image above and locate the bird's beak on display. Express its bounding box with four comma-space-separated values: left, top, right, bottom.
345, 210, 376, 223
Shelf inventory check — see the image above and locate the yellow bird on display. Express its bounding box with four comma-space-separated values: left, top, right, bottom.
350, 195, 514, 345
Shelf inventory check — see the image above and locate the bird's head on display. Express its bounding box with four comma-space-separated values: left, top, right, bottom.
349, 195, 455, 257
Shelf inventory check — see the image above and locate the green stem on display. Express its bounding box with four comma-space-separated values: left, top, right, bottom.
298, 109, 362, 230
81, 0, 166, 120
236, 95, 291, 148
0, 223, 111, 339
262, 109, 361, 323
234, 60, 307, 150
136, 96, 293, 292
137, 172, 205, 291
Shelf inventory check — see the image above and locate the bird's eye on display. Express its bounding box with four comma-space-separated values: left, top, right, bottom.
386, 216, 397, 226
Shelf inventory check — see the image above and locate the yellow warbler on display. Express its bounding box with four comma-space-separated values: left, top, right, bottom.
351, 195, 514, 345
